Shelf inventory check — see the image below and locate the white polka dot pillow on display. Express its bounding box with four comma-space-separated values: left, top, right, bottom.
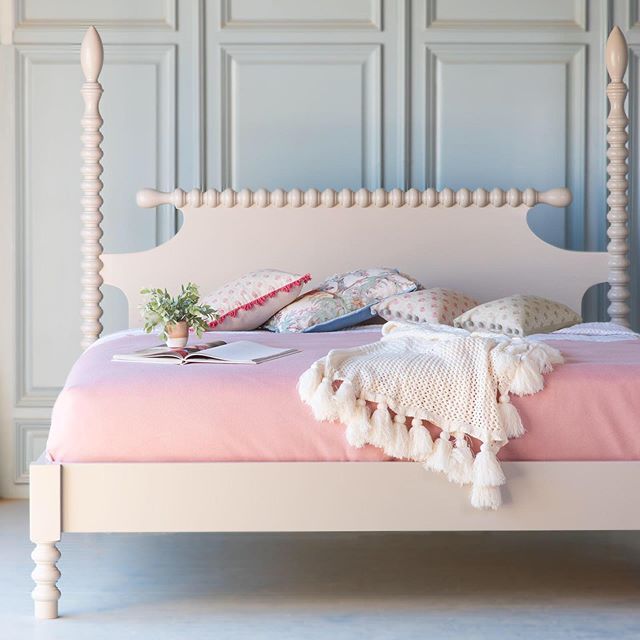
453, 295, 582, 336
202, 269, 311, 331
371, 288, 478, 326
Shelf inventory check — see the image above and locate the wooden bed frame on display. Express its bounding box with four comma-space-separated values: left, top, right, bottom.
29, 25, 634, 620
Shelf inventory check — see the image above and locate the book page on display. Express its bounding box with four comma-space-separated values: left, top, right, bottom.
185, 340, 297, 363
113, 340, 226, 363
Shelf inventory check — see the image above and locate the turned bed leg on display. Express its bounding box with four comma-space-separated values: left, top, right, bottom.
30, 458, 62, 619
31, 543, 61, 619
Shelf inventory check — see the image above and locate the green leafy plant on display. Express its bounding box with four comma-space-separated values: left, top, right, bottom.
140, 282, 218, 341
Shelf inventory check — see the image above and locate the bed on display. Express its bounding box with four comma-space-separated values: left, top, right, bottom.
29, 25, 635, 619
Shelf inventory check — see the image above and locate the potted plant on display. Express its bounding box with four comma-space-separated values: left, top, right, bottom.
140, 282, 218, 348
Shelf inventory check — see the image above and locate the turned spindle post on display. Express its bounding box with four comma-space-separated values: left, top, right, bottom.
605, 26, 631, 326
31, 543, 61, 619
80, 26, 105, 348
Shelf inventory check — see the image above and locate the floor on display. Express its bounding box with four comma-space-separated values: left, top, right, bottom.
1, 500, 640, 639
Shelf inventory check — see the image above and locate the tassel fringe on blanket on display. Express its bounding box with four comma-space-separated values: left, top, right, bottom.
298, 322, 563, 510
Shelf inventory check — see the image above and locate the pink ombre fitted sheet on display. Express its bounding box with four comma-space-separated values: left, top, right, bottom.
47, 328, 640, 463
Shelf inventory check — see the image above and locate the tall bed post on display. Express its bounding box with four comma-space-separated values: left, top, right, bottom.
80, 26, 105, 348
605, 27, 631, 326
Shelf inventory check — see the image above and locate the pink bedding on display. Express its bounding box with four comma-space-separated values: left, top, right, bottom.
47, 329, 640, 463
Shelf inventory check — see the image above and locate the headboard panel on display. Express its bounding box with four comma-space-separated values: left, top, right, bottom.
101, 187, 607, 329
79, 26, 631, 347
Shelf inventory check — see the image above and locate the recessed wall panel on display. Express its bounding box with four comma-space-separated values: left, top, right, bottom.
426, 0, 585, 29
15, 420, 49, 483
416, 44, 585, 250
18, 45, 174, 403
219, 45, 381, 190
16, 0, 176, 29
221, 0, 381, 30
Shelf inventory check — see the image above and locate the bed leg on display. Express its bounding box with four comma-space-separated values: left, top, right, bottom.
29, 457, 62, 619
31, 543, 61, 619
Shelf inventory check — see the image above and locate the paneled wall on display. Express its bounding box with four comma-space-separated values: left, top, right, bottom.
0, 0, 635, 497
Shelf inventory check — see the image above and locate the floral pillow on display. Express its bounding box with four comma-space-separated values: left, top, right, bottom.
264, 267, 419, 333
453, 295, 582, 336
202, 269, 311, 331
372, 288, 478, 326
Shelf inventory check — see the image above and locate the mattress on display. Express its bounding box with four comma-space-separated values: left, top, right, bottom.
47, 326, 640, 463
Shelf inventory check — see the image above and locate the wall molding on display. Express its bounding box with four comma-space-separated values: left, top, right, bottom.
14, 419, 49, 483
419, 43, 586, 249
629, 0, 640, 34
425, 0, 587, 31
15, 43, 176, 407
218, 43, 382, 189
14, 0, 177, 31
219, 0, 382, 31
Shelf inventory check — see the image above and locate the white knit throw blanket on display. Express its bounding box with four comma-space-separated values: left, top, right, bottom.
298, 322, 563, 510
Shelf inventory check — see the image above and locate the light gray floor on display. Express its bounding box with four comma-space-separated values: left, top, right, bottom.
1, 499, 640, 639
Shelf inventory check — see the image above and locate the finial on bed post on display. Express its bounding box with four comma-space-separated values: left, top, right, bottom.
606, 26, 631, 326
80, 26, 105, 348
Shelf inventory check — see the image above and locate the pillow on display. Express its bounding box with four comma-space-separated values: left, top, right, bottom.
553, 322, 637, 337
203, 269, 311, 331
264, 268, 419, 333
372, 288, 478, 326
453, 295, 582, 336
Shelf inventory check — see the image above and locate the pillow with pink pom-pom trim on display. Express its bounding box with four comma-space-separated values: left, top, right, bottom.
202, 269, 311, 331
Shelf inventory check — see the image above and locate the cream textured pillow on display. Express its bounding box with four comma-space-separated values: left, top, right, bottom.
453, 295, 582, 336
372, 288, 478, 326
203, 269, 311, 331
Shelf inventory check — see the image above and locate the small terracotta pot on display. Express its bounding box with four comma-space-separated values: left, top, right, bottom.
166, 321, 189, 348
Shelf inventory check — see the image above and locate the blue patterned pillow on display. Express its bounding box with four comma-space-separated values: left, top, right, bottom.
264, 268, 419, 332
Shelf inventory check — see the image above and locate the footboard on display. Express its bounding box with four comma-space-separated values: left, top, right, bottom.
30, 454, 640, 619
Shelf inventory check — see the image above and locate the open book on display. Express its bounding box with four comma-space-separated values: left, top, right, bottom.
112, 340, 298, 365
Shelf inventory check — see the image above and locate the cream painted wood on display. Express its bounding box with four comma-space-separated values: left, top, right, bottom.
29, 453, 640, 618
605, 26, 631, 326
30, 543, 61, 620
136, 186, 572, 209
80, 26, 105, 350
55, 460, 640, 533
29, 459, 60, 542
104, 188, 606, 329
29, 457, 61, 618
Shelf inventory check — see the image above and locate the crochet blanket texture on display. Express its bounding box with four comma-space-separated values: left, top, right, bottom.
298, 322, 563, 510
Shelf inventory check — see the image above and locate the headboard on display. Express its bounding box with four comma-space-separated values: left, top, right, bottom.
78, 26, 632, 349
